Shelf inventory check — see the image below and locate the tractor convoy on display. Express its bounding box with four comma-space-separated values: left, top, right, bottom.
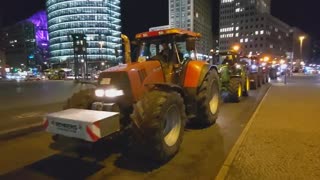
44, 28, 269, 162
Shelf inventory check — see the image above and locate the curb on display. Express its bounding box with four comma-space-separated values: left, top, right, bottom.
0, 123, 44, 140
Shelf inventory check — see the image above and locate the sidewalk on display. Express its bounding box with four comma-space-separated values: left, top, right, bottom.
216, 75, 320, 180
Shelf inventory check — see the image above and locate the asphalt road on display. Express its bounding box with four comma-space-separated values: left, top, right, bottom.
0, 80, 78, 110
0, 82, 270, 179
0, 80, 95, 132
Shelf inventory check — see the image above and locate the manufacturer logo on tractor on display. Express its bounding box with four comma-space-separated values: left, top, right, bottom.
54, 121, 79, 133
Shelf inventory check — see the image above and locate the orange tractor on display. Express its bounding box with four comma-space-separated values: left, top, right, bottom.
44, 28, 221, 162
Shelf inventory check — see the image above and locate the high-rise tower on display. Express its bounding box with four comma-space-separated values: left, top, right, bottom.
46, 0, 122, 65
169, 0, 213, 55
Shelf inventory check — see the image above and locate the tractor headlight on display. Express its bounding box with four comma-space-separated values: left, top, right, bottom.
95, 89, 105, 97
105, 89, 124, 98
95, 88, 124, 98
251, 65, 257, 70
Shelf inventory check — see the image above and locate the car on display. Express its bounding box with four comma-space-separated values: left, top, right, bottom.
25, 75, 41, 81
65, 74, 76, 80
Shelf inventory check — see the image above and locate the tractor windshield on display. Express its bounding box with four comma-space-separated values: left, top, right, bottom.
135, 37, 195, 65
217, 52, 239, 65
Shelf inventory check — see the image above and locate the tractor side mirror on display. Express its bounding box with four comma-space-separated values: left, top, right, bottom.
186, 38, 196, 51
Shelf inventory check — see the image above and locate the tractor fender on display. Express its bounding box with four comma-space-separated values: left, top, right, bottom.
198, 64, 219, 88
149, 83, 185, 97
183, 61, 218, 88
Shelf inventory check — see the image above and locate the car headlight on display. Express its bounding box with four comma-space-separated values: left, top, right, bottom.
95, 88, 124, 98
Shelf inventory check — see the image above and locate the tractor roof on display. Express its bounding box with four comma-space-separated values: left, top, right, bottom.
217, 50, 238, 56
135, 28, 201, 39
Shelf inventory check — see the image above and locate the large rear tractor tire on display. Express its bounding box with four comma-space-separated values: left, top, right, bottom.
261, 73, 266, 84
63, 89, 95, 109
265, 73, 269, 83
257, 75, 262, 87
250, 74, 259, 90
269, 69, 277, 80
242, 76, 250, 97
194, 70, 220, 126
227, 77, 242, 103
131, 90, 186, 162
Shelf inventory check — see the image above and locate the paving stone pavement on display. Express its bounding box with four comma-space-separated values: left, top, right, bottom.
224, 75, 320, 180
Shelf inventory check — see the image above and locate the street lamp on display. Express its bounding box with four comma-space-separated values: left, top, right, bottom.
232, 45, 240, 52
299, 35, 305, 63
263, 56, 270, 62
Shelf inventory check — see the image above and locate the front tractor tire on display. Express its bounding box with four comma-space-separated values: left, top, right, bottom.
52, 89, 94, 142
228, 77, 242, 103
195, 70, 220, 126
131, 90, 186, 162
63, 89, 95, 109
250, 74, 259, 90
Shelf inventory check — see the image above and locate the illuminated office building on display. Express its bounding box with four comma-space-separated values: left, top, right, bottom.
46, 0, 122, 65
219, 0, 293, 57
169, 0, 213, 55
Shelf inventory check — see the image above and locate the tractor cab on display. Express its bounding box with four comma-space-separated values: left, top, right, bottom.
135, 28, 201, 82
214, 50, 240, 65
215, 50, 248, 76
240, 56, 260, 73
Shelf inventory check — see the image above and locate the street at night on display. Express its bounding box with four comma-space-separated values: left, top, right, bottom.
0, 75, 320, 179
0, 80, 270, 179
0, 80, 75, 110
1, 0, 320, 179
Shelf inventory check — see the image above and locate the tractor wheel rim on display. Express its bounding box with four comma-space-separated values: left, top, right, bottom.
163, 104, 181, 147
238, 83, 242, 97
209, 86, 219, 114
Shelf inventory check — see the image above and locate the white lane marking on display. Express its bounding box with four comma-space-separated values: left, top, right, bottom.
14, 112, 45, 119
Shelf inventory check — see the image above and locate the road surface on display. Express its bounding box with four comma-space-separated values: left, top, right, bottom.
0, 80, 82, 110
0, 80, 94, 132
0, 82, 270, 179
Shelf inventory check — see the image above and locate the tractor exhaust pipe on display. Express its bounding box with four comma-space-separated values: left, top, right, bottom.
121, 34, 132, 64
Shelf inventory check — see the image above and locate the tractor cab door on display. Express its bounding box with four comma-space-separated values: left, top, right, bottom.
137, 41, 177, 83
137, 39, 190, 84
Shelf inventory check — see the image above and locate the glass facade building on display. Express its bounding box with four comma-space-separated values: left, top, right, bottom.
27, 11, 50, 65
169, 0, 213, 55
46, 0, 122, 65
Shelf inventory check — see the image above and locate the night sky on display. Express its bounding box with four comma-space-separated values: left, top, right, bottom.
0, 0, 318, 40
